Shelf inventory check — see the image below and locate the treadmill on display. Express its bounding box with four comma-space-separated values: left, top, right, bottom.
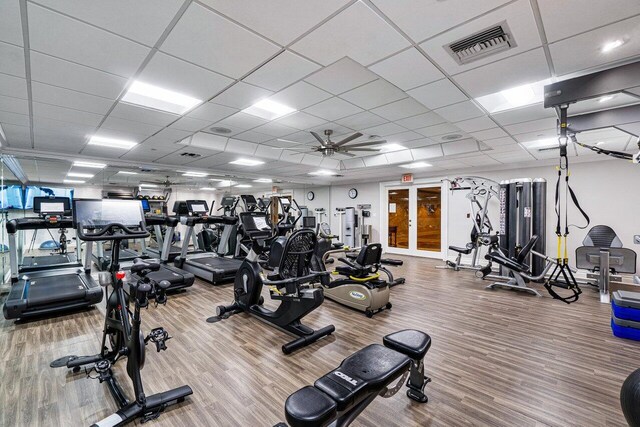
144, 200, 189, 261
3, 198, 103, 320
17, 197, 79, 274
174, 200, 242, 284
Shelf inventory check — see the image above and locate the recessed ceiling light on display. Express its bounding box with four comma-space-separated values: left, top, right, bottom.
475, 78, 554, 113
308, 170, 337, 176
601, 39, 624, 53
122, 80, 202, 114
598, 95, 614, 103
139, 183, 158, 188
73, 161, 106, 169
399, 161, 432, 169
210, 179, 236, 186
235, 184, 252, 188
201, 187, 216, 191
243, 99, 296, 120
182, 172, 208, 177
67, 172, 94, 178
524, 138, 567, 149
117, 170, 138, 175
500, 84, 536, 107
88, 136, 137, 150
229, 158, 265, 166
253, 178, 273, 183
381, 143, 406, 152
596, 141, 605, 145
63, 179, 85, 184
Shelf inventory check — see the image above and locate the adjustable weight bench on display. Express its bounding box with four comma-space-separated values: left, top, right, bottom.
280, 329, 431, 427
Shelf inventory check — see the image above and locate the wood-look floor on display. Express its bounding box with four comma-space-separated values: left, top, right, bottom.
1, 256, 639, 427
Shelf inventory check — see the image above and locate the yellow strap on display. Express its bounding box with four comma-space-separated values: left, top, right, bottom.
349, 272, 380, 282
269, 286, 283, 295
556, 235, 562, 259
563, 236, 568, 262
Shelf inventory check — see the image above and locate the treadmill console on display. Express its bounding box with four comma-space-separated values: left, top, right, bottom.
33, 196, 71, 217
172, 201, 189, 216
239, 212, 272, 234
186, 200, 209, 216
241, 194, 258, 212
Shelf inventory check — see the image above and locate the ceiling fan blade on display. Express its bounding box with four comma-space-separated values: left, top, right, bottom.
341, 152, 356, 157
334, 132, 363, 147
276, 138, 307, 146
310, 131, 326, 147
344, 140, 387, 148
344, 148, 381, 152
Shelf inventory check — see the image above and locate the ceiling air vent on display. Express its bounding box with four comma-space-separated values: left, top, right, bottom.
180, 152, 202, 158
446, 21, 516, 65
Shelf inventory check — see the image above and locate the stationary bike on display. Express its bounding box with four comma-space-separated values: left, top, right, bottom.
213, 211, 335, 354
51, 199, 192, 426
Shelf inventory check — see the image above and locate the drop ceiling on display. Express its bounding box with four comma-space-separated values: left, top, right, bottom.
0, 0, 639, 187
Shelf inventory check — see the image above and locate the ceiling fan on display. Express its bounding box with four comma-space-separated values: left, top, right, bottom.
274, 130, 386, 157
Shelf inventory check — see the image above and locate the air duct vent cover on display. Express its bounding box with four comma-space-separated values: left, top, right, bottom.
180, 152, 202, 158
446, 21, 516, 65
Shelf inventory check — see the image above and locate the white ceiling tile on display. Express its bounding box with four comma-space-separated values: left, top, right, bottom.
32, 102, 104, 127
290, 1, 410, 66
153, 127, 192, 143
119, 143, 176, 162
31, 82, 114, 116
370, 98, 429, 121
137, 52, 233, 102
0, 95, 28, 115
402, 138, 439, 149
491, 103, 555, 126
419, 0, 542, 75
503, 117, 557, 135
253, 121, 298, 138
342, 157, 366, 169
254, 143, 286, 160
538, 0, 640, 43
160, 3, 280, 78
189, 132, 228, 151
334, 111, 386, 130
170, 116, 211, 132
452, 48, 551, 98
384, 149, 413, 164
300, 154, 323, 167
28, 3, 150, 78
110, 103, 179, 127
268, 81, 332, 110
274, 111, 326, 130
0, 73, 27, 99
369, 48, 444, 90
549, 15, 640, 75
224, 139, 258, 155
512, 128, 560, 144
434, 100, 485, 122
483, 136, 519, 148
361, 122, 407, 137
233, 130, 275, 144
30, 52, 126, 98
34, 0, 184, 46
395, 112, 446, 130
187, 102, 237, 122
0, 0, 23, 46
362, 154, 389, 167
100, 116, 162, 139
455, 116, 496, 132
469, 127, 509, 141
212, 82, 274, 110
33, 117, 95, 136
320, 157, 340, 169
370, 0, 509, 43
385, 130, 424, 143
442, 139, 479, 156
244, 51, 320, 92
2, 123, 30, 148
411, 145, 444, 161
0, 111, 30, 127
408, 79, 467, 110
0, 41, 25, 77
215, 112, 269, 132
340, 79, 406, 110
303, 97, 363, 121
305, 57, 378, 95
199, 0, 349, 45
416, 122, 462, 138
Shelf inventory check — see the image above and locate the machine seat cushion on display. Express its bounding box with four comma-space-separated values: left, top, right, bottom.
449, 245, 472, 255
485, 252, 527, 273
314, 344, 411, 412
380, 258, 403, 266
383, 329, 431, 360
335, 265, 360, 276
284, 386, 337, 427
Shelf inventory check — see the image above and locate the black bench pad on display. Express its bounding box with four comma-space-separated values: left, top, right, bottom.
380, 258, 403, 266
284, 386, 337, 427
449, 245, 472, 255
314, 344, 411, 412
484, 252, 527, 273
383, 330, 431, 360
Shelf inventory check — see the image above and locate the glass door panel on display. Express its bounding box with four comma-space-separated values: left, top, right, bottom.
387, 189, 409, 249
416, 187, 441, 251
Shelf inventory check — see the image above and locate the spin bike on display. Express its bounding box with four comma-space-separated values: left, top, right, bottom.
51, 199, 192, 426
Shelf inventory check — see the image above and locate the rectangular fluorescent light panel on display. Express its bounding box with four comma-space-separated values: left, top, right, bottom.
602, 39, 624, 53
182, 172, 208, 177
117, 170, 138, 175
475, 78, 554, 113
67, 172, 94, 178
63, 179, 85, 184
139, 183, 158, 188
381, 143, 406, 152
73, 161, 106, 169
122, 80, 202, 114
399, 161, 432, 169
201, 187, 216, 191
88, 136, 137, 150
243, 99, 296, 120
309, 170, 337, 176
210, 179, 236, 186
229, 158, 265, 166
235, 184, 252, 188
254, 178, 272, 183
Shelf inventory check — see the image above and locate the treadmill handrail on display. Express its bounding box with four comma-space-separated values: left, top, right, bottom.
7, 216, 74, 233
77, 222, 150, 241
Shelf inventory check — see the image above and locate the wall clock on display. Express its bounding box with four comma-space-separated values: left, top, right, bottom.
307, 191, 315, 201
348, 188, 358, 199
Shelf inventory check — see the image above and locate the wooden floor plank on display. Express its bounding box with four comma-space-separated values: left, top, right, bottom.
1, 256, 639, 426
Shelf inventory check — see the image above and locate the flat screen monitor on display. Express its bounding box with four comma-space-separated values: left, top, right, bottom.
33, 196, 71, 215
73, 199, 145, 228
221, 196, 236, 207
187, 200, 209, 214
140, 198, 150, 213
302, 216, 316, 229
240, 213, 271, 232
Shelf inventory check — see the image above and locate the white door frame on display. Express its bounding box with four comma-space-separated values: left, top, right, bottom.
379, 178, 448, 259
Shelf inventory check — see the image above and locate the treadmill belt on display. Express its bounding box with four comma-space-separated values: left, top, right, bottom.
28, 274, 86, 306
105, 248, 140, 262
190, 257, 242, 273
22, 254, 76, 267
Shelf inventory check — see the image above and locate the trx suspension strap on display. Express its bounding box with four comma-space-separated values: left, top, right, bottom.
543, 106, 590, 304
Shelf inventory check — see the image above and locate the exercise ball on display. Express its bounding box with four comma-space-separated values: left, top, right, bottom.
621, 368, 640, 427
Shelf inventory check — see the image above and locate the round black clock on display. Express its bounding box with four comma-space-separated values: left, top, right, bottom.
307, 191, 315, 201
348, 188, 358, 199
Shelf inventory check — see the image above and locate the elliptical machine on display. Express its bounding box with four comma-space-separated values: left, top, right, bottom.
50, 199, 192, 426
213, 211, 335, 354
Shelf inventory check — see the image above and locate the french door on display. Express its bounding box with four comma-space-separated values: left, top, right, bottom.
384, 183, 446, 258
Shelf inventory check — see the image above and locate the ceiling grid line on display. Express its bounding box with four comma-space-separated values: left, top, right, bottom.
18, 0, 34, 150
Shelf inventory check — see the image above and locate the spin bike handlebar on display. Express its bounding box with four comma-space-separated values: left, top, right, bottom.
76, 221, 150, 241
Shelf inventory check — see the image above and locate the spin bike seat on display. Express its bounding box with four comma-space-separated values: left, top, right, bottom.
449, 245, 472, 255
